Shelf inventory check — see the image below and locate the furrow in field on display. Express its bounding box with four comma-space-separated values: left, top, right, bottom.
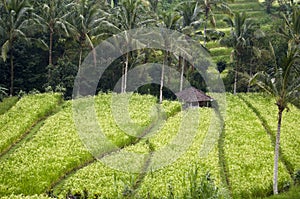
0, 93, 62, 156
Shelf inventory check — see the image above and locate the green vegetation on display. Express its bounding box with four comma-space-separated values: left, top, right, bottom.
0, 93, 299, 198
0, 96, 18, 115
0, 0, 300, 198
225, 94, 290, 198
0, 103, 92, 195
264, 186, 300, 199
0, 93, 61, 155
0, 0, 297, 98
54, 108, 223, 198
0, 93, 181, 196
241, 94, 300, 173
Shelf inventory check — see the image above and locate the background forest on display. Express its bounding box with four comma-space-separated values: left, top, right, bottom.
0, 0, 299, 100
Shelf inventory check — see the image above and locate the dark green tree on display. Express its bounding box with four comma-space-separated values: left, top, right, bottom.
159, 11, 181, 103
279, 6, 300, 48
112, 0, 154, 93
0, 0, 32, 96
221, 12, 259, 94
33, 0, 73, 68
68, 0, 108, 69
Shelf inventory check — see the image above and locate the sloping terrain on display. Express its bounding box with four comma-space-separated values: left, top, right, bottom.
0, 92, 299, 198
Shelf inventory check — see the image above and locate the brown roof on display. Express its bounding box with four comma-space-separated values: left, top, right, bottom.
175, 87, 213, 102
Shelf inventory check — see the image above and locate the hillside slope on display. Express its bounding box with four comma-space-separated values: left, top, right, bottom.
207, 0, 272, 64
0, 93, 299, 198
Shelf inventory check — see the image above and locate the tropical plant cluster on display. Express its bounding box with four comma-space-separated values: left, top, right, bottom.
1, 0, 298, 99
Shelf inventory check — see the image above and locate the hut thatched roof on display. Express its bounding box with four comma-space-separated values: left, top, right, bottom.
175, 87, 213, 103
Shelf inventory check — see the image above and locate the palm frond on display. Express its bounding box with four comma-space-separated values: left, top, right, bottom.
1, 40, 10, 62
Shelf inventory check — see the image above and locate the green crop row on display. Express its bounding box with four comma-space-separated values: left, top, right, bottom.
0, 96, 18, 115
137, 108, 223, 198
0, 93, 180, 197
0, 103, 92, 196
241, 93, 300, 172
54, 108, 224, 198
53, 111, 189, 198
0, 93, 61, 154
0, 195, 51, 199
210, 47, 233, 57
206, 41, 223, 49
212, 55, 231, 64
234, 0, 257, 2
229, 3, 263, 11
93, 93, 181, 146
224, 94, 290, 198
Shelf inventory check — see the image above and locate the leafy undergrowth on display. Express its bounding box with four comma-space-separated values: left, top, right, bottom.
263, 186, 300, 199
0, 93, 62, 155
0, 96, 18, 115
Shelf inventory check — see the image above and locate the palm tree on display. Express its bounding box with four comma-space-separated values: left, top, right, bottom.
176, 0, 202, 91
159, 11, 181, 103
279, 6, 300, 48
112, 0, 154, 93
250, 44, 300, 195
0, 0, 32, 96
68, 0, 108, 69
33, 0, 73, 68
176, 0, 202, 30
221, 12, 257, 94
196, 0, 233, 46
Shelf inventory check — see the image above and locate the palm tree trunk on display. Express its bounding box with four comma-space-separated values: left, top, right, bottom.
49, 31, 53, 66
167, 51, 171, 86
233, 69, 237, 95
273, 108, 283, 195
204, 9, 209, 47
79, 46, 83, 69
160, 52, 167, 104
121, 65, 125, 93
92, 47, 97, 67
179, 55, 184, 92
124, 52, 129, 93
48, 31, 53, 81
233, 60, 238, 95
9, 48, 14, 96
266, 0, 272, 14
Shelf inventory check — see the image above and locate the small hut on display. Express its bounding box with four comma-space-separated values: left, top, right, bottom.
175, 87, 213, 109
